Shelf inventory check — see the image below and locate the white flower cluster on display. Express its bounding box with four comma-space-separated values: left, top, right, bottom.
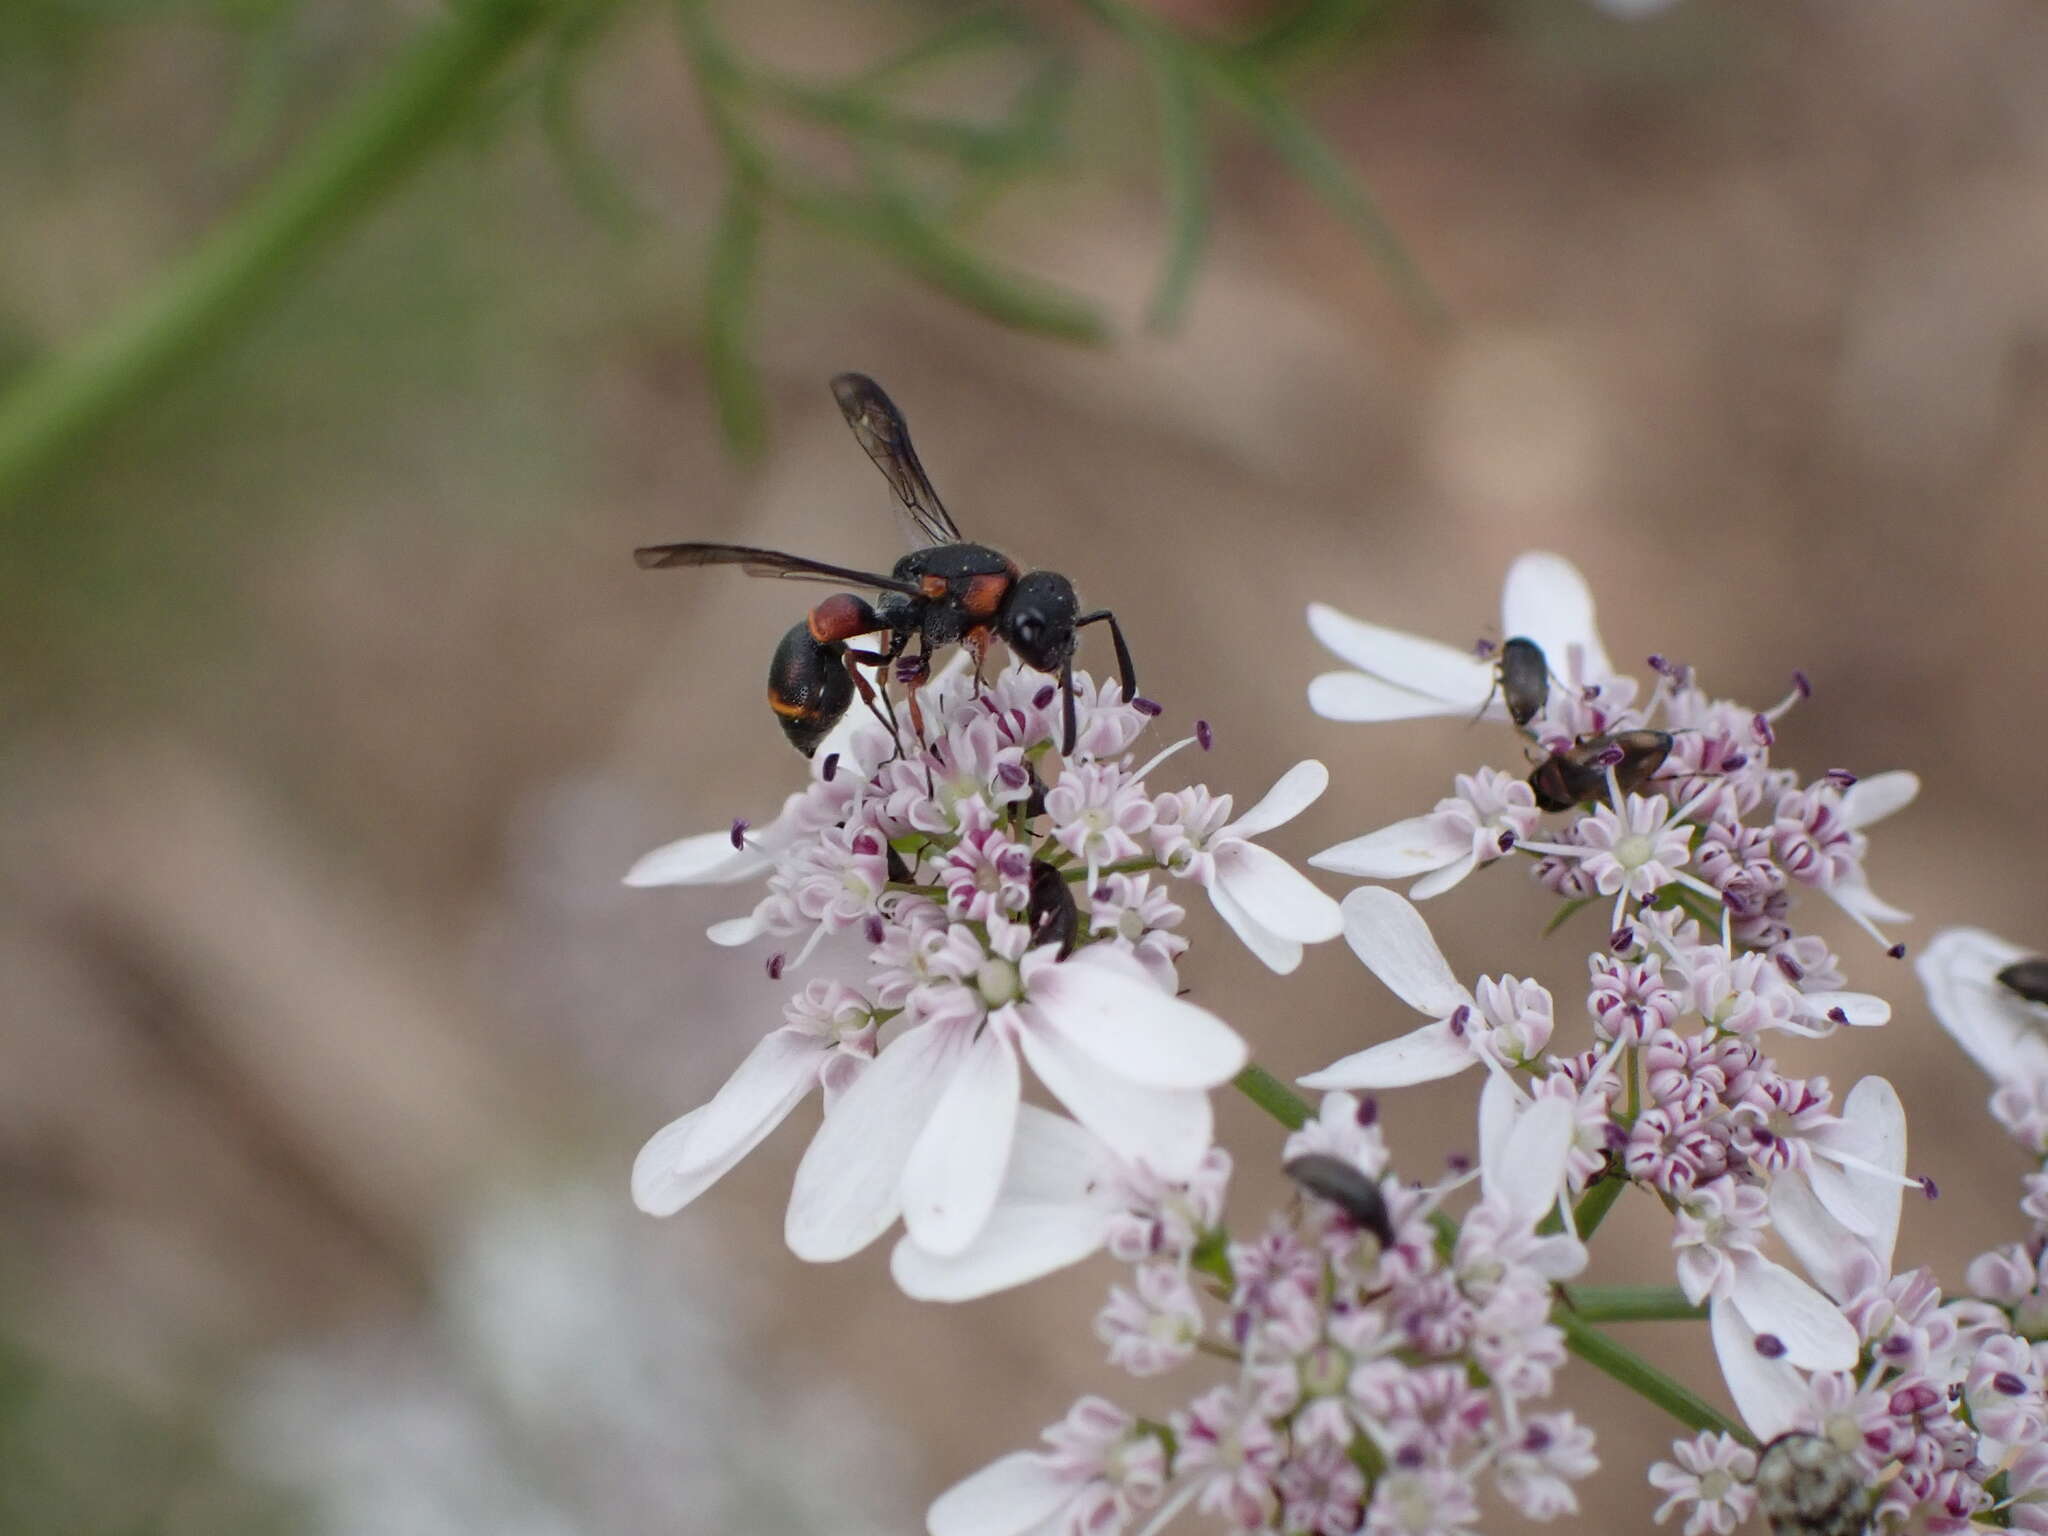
628, 661, 1340, 1271
929, 1092, 1599, 1536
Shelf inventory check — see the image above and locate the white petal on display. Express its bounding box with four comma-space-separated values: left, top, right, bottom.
1916, 926, 2048, 1082
1826, 869, 1911, 925
892, 1202, 1111, 1301
901, 1031, 1022, 1257
1297, 1019, 1476, 1090
1728, 1258, 1860, 1370
1210, 876, 1306, 975
1213, 842, 1343, 944
1002, 1104, 1122, 1205
1810, 1077, 1906, 1268
1839, 770, 1919, 829
1768, 1172, 1859, 1304
1308, 671, 1473, 723
707, 914, 766, 947
1709, 1298, 1808, 1442
1802, 990, 1889, 1027
1339, 886, 1471, 1017
1499, 552, 1612, 683
631, 1027, 823, 1215
1306, 603, 1496, 708
1027, 948, 1248, 1089
786, 1021, 963, 1262
1310, 816, 1464, 879
1226, 760, 1329, 838
624, 829, 772, 887
1478, 1070, 1518, 1183
1406, 849, 1480, 901
1017, 1022, 1213, 1178
1486, 1095, 1576, 1229
927, 1452, 1071, 1536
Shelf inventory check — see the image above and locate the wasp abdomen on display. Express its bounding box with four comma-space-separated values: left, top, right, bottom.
769, 621, 855, 756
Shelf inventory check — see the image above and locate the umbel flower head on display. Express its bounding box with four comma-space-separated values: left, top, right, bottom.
627, 663, 1340, 1273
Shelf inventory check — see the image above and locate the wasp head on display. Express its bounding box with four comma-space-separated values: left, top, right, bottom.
1002, 571, 1080, 674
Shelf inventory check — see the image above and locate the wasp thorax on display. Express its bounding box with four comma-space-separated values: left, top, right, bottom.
1753, 1431, 1870, 1536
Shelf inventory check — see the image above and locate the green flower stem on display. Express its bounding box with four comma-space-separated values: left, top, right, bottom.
1232, 1062, 1311, 1130
1560, 1285, 1706, 1324
1572, 1171, 1628, 1238
0, 0, 555, 509
1554, 1308, 1752, 1444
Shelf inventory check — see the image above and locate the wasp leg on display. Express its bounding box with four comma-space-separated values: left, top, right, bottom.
1059, 654, 1077, 757
841, 647, 901, 745
1075, 609, 1138, 706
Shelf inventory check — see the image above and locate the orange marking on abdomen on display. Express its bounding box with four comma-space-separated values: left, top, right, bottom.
769, 689, 816, 720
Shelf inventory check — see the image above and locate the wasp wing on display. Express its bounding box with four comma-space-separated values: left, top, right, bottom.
830, 372, 963, 550
633, 542, 923, 595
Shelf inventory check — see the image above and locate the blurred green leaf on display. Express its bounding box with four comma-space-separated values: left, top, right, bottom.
1130, 37, 1209, 333
704, 169, 768, 458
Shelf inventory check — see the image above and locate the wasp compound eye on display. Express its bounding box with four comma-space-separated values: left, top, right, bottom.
1283, 1154, 1394, 1247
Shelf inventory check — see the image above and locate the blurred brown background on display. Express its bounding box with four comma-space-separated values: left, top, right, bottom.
4, 0, 2048, 1529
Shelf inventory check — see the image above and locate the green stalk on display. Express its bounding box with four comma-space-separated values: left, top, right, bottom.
1233, 1062, 1311, 1129
1554, 1309, 1751, 1443
1560, 1285, 1706, 1324
0, 0, 555, 509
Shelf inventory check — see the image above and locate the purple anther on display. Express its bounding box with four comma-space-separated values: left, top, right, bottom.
1196, 720, 1214, 751
1522, 1425, 1553, 1453
1775, 952, 1805, 982
1920, 1176, 1939, 1200
998, 762, 1030, 790
1474, 638, 1498, 658
1596, 743, 1626, 767
1888, 943, 1908, 960
1995, 1372, 2029, 1397
1755, 1334, 1787, 1360
765, 953, 785, 981
1448, 1004, 1471, 1037
1722, 752, 1748, 772
1792, 670, 1813, 700
1445, 1152, 1471, 1174
1610, 925, 1636, 954
1355, 1096, 1379, 1127
730, 817, 750, 851
1647, 653, 1669, 674
1582, 684, 1602, 702
852, 832, 880, 856
1032, 684, 1057, 710
1828, 1007, 1850, 1025
1133, 697, 1163, 717
864, 915, 886, 945
1498, 830, 1517, 853
1825, 768, 1859, 789
1751, 713, 1776, 747
821, 753, 840, 783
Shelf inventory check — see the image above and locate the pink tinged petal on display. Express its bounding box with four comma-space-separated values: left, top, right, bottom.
1710, 1298, 1808, 1443
1213, 842, 1343, 944
1210, 876, 1305, 975
624, 829, 773, 887
1227, 760, 1329, 838
928, 1452, 1073, 1536
1297, 1019, 1475, 1090
1839, 770, 1919, 829
1311, 816, 1464, 879
1305, 603, 1497, 709
1406, 849, 1480, 901
1499, 551, 1612, 682
1486, 1096, 1577, 1229
632, 1026, 824, 1216
1003, 1104, 1122, 1204
1309, 670, 1473, 723
1803, 991, 1889, 1026
707, 914, 766, 947
1026, 949, 1248, 1089
1017, 1022, 1213, 1178
1339, 887, 1471, 1017
786, 1020, 963, 1262
901, 1030, 1022, 1257
1728, 1259, 1860, 1371
1917, 926, 2048, 1082
891, 1202, 1111, 1301
1768, 1172, 1860, 1304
